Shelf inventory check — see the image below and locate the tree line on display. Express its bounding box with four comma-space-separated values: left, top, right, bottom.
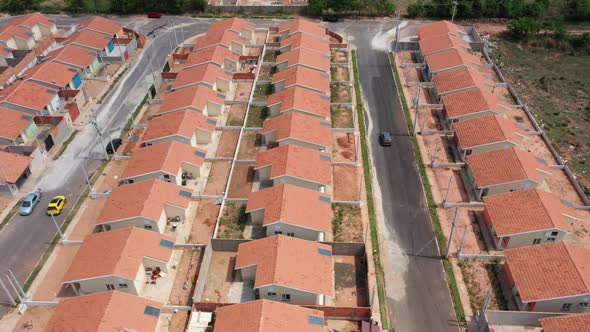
307, 0, 397, 17
0, 0, 207, 14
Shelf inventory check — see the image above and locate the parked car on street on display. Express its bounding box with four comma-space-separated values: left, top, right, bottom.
147, 12, 162, 18
106, 138, 122, 155
19, 191, 41, 216
47, 196, 66, 216
379, 132, 392, 146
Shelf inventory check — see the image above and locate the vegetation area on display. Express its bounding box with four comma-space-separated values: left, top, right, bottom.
308, 0, 396, 16
332, 203, 363, 242
506, 18, 590, 54
218, 203, 247, 239
246, 106, 268, 127
2, 0, 207, 14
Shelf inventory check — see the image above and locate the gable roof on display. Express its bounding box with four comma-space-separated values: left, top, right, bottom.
261, 112, 331, 148
417, 20, 466, 40
184, 46, 239, 69
9, 12, 55, 30
246, 184, 332, 232
96, 179, 191, 225
158, 84, 224, 115
453, 115, 527, 149
254, 144, 332, 185
442, 89, 510, 120
278, 19, 327, 38
267, 87, 330, 118
483, 189, 576, 236
121, 141, 205, 180
26, 60, 78, 87
0, 150, 33, 183
424, 48, 482, 73
143, 110, 217, 143
209, 18, 254, 35
280, 33, 330, 54
466, 148, 552, 188
63, 227, 174, 282
0, 107, 33, 141
196, 30, 245, 51
172, 63, 232, 91
419, 33, 470, 56
0, 25, 33, 43
0, 80, 57, 111
213, 299, 325, 332
505, 243, 590, 302
432, 67, 495, 95
46, 291, 162, 332
539, 313, 590, 332
80, 16, 123, 36
275, 47, 330, 72
235, 235, 334, 295
272, 66, 330, 93
70, 30, 112, 50
49, 44, 97, 69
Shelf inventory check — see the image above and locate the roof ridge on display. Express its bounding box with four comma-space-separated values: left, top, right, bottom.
563, 243, 590, 293
511, 148, 533, 180
532, 189, 556, 226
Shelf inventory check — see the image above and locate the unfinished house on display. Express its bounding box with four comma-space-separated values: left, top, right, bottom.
260, 112, 331, 151
441, 88, 512, 127
504, 243, 590, 313
246, 184, 333, 241
483, 189, 578, 249
275, 48, 330, 73
267, 87, 331, 120
465, 147, 552, 199
254, 144, 332, 192
95, 179, 192, 233
235, 235, 334, 305
170, 63, 233, 93
62, 227, 174, 296
182, 46, 240, 72
142, 110, 217, 147
272, 66, 330, 95
157, 84, 225, 117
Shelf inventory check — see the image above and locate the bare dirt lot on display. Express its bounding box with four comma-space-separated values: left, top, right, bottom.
227, 163, 254, 198
332, 204, 363, 243
237, 131, 261, 160
200, 251, 237, 303
226, 104, 247, 126
333, 133, 356, 162
216, 130, 240, 158
331, 50, 348, 62
218, 202, 246, 239
331, 106, 354, 128
189, 200, 220, 244
332, 83, 352, 103
204, 161, 231, 196
334, 255, 369, 307
332, 66, 350, 82
333, 165, 360, 202
233, 82, 253, 102
168, 248, 201, 306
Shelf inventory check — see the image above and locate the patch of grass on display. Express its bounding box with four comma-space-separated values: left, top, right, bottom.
331, 106, 354, 128
218, 203, 247, 239
331, 50, 349, 62
252, 83, 272, 102
53, 130, 80, 161
226, 112, 245, 126
263, 50, 279, 63
258, 65, 276, 81
97, 65, 129, 104
331, 83, 352, 103
351, 50, 388, 329
121, 94, 148, 138
246, 106, 268, 128
0, 200, 22, 232
331, 66, 337, 80
332, 203, 363, 242
388, 52, 465, 322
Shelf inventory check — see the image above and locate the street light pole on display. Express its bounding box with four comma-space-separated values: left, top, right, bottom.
169, 19, 178, 47
451, 1, 458, 22
79, 157, 95, 194
50, 213, 65, 239
90, 108, 109, 161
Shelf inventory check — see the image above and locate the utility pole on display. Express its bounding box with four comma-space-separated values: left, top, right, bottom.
90, 108, 109, 161
451, 1, 459, 22
457, 225, 468, 257
0, 279, 16, 306
169, 19, 178, 47
445, 207, 459, 258
180, 24, 186, 46
442, 175, 453, 208
50, 213, 66, 240
79, 156, 95, 194
394, 1, 403, 52
8, 270, 26, 300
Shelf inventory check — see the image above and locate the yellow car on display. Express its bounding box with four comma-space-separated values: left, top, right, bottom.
47, 196, 66, 216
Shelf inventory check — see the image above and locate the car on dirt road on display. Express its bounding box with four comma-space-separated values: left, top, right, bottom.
19, 191, 41, 216
47, 195, 66, 216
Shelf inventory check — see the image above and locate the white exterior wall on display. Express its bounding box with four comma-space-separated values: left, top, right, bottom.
258, 285, 320, 305
265, 222, 321, 241
496, 229, 568, 249
99, 216, 159, 233
77, 274, 138, 295
273, 176, 325, 192
278, 138, 325, 151
206, 102, 223, 117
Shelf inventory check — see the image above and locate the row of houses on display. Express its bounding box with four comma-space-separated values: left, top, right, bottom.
416, 21, 590, 318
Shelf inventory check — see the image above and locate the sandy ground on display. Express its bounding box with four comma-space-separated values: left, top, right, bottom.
226, 104, 247, 126
215, 130, 240, 158
334, 255, 369, 307
254, 31, 267, 45
227, 163, 254, 199
333, 165, 361, 202
333, 83, 352, 103
13, 307, 55, 332
333, 133, 357, 162
189, 201, 220, 244
334, 66, 350, 82
233, 82, 253, 101
331, 106, 354, 128
326, 320, 361, 332
204, 161, 231, 196
331, 50, 348, 62
332, 204, 363, 243
168, 249, 201, 305
201, 251, 238, 303
248, 47, 262, 57
237, 131, 261, 160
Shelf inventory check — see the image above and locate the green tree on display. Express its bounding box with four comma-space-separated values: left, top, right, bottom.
66, 0, 86, 12
507, 17, 542, 40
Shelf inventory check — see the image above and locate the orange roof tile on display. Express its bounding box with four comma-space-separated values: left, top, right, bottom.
254, 144, 332, 185
466, 148, 552, 188
453, 115, 528, 149
0, 25, 33, 43
261, 112, 331, 148
417, 20, 466, 40
424, 48, 482, 73
505, 243, 590, 302
275, 48, 330, 72
96, 179, 191, 225
209, 18, 254, 35
0, 150, 32, 183
0, 80, 58, 112
81, 16, 123, 36
213, 299, 325, 332
280, 33, 330, 54
272, 66, 330, 93
540, 313, 590, 332
267, 87, 330, 118
9, 12, 55, 30
26, 60, 78, 87
63, 227, 175, 282
196, 30, 245, 51
419, 33, 470, 56
172, 63, 232, 91
121, 141, 205, 180
483, 189, 576, 236
46, 291, 162, 332
278, 19, 327, 38
158, 84, 224, 115
442, 89, 510, 120
235, 235, 334, 295
184, 46, 239, 69
246, 184, 332, 232
432, 67, 495, 95
0, 107, 33, 141
143, 110, 216, 143
50, 44, 97, 68
71, 30, 112, 50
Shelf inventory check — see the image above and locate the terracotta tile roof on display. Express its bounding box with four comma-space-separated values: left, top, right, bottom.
275, 48, 330, 72
278, 19, 327, 38
121, 141, 205, 180
50, 44, 97, 68
172, 63, 232, 91
453, 115, 528, 149
213, 299, 325, 332
0, 80, 58, 111
209, 18, 254, 35
417, 20, 466, 40
235, 235, 334, 295
540, 313, 590, 332
0, 107, 33, 141
184, 46, 239, 69
26, 60, 78, 87
261, 112, 331, 148
280, 33, 330, 54
196, 30, 245, 51
272, 66, 330, 93
80, 16, 123, 36
9, 13, 55, 29
267, 87, 330, 118
254, 144, 332, 185
246, 184, 332, 232
505, 243, 590, 302
0, 25, 33, 43
419, 33, 470, 56
424, 48, 482, 73
466, 148, 552, 188
46, 291, 162, 332
63, 227, 175, 282
483, 189, 576, 236
0, 45, 13, 57
433, 67, 495, 95
96, 179, 191, 226
442, 89, 510, 120
0, 150, 32, 183
158, 84, 224, 115
143, 110, 216, 143
71, 30, 112, 50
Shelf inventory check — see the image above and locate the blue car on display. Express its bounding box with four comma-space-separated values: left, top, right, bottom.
19, 192, 41, 216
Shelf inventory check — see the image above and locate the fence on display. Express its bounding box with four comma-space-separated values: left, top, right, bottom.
161, 72, 178, 80
192, 241, 213, 302
232, 73, 255, 80
172, 53, 189, 60
302, 305, 371, 319
471, 310, 568, 332
210, 238, 250, 252
330, 43, 348, 50
326, 29, 344, 43
193, 302, 236, 312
